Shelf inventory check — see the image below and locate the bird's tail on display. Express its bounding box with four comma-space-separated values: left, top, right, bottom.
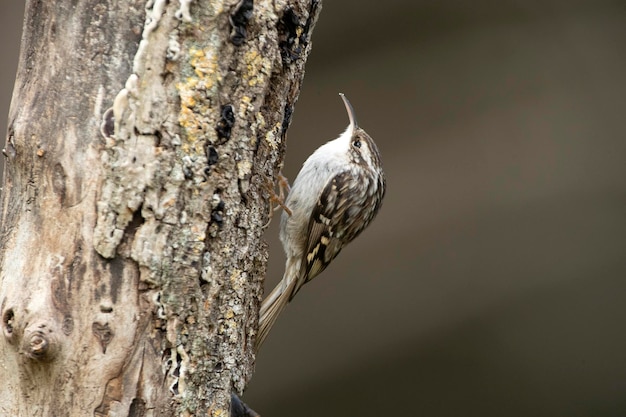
256, 258, 300, 351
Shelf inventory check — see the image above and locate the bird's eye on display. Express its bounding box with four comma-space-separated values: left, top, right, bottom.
353, 139, 361, 148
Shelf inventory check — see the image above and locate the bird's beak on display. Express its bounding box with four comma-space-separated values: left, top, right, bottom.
339, 93, 358, 130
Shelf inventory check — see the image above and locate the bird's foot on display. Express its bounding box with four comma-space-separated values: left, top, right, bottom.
263, 172, 292, 227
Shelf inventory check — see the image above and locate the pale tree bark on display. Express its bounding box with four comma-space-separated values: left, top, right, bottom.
0, 0, 321, 415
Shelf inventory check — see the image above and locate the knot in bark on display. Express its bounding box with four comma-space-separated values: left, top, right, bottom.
22, 323, 59, 362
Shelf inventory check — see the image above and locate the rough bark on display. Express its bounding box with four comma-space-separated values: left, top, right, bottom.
0, 0, 321, 415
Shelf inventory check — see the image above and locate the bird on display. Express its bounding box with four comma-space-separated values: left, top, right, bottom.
256, 94, 386, 350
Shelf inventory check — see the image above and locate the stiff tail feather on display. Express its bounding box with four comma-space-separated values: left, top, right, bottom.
255, 258, 300, 351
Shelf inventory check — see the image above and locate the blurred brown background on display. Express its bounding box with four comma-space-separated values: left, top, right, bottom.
2, 1, 626, 416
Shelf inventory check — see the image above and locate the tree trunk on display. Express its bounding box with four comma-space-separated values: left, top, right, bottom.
0, 0, 321, 415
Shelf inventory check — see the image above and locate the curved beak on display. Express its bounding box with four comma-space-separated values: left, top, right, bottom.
339, 93, 358, 129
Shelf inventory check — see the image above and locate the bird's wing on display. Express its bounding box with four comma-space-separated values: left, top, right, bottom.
289, 170, 364, 300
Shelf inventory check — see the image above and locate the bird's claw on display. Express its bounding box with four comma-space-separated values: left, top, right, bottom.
263, 172, 292, 228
